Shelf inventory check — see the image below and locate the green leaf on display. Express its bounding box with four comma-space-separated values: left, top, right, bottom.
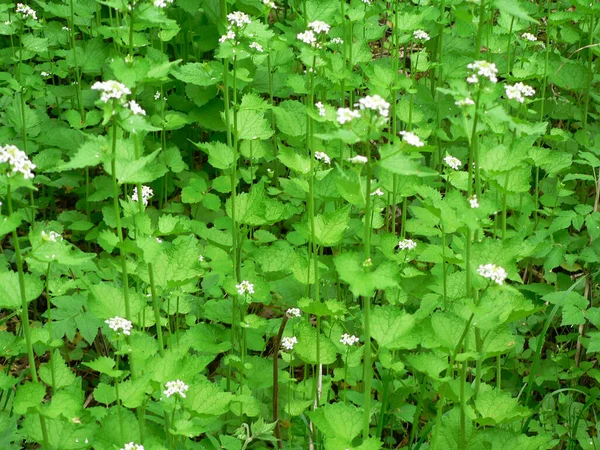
334, 253, 399, 298
193, 141, 235, 170
370, 306, 415, 350
181, 178, 207, 204
39, 350, 76, 389
83, 356, 124, 378
273, 100, 306, 137
13, 382, 45, 414
295, 322, 338, 365
0, 271, 44, 310
236, 109, 273, 141
172, 61, 223, 86
184, 379, 233, 416
312, 205, 350, 247
308, 403, 363, 445
475, 386, 530, 425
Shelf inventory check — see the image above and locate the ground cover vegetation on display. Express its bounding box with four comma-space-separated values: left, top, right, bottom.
0, 0, 599, 448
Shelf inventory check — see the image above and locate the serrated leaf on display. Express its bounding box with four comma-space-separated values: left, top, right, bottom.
334, 253, 399, 298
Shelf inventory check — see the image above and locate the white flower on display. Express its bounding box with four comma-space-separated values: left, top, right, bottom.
41, 230, 62, 242
131, 185, 153, 206
249, 42, 263, 52
399, 131, 424, 147
336, 107, 361, 124
0, 144, 36, 179
314, 151, 331, 164
105, 316, 133, 335
127, 100, 146, 116
227, 11, 251, 27
308, 20, 330, 34
40, 71, 50, 77
91, 80, 131, 103
315, 101, 326, 117
466, 74, 479, 84
362, 0, 372, 4
444, 154, 462, 170
263, 0, 277, 9
469, 195, 479, 209
297, 30, 317, 46
62, 26, 70, 31
281, 336, 298, 351
521, 32, 537, 42
122, 443, 144, 450
340, 333, 359, 346
466, 60, 498, 83
355, 94, 390, 118
330, 37, 344, 44
455, 97, 475, 107
236, 280, 254, 295
156, 237, 162, 243
16, 3, 37, 20
154, 91, 161, 100
504, 82, 535, 103
413, 29, 430, 41
286, 308, 301, 318
163, 380, 189, 399
370, 188, 384, 197
398, 239, 417, 250
198, 255, 204, 262
477, 263, 507, 285
219, 28, 236, 43
348, 155, 368, 164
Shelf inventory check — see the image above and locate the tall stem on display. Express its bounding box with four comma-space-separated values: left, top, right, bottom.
7, 184, 50, 450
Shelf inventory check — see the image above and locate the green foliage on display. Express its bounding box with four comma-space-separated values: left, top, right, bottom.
1, 0, 599, 449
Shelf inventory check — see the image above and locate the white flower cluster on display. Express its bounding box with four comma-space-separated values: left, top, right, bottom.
41, 71, 50, 77
315, 101, 326, 117
466, 60, 498, 84
469, 195, 479, 208
91, 80, 132, 103
355, 94, 390, 118
154, 0, 174, 7
286, 308, 301, 318
263, 0, 277, 9
131, 185, 153, 206
455, 97, 475, 107
122, 443, 144, 450
477, 263, 507, 285
336, 107, 361, 124
413, 29, 430, 41
314, 151, 331, 164
371, 188, 384, 197
398, 239, 417, 250
219, 29, 236, 43
236, 280, 254, 295
521, 32, 537, 42
0, 144, 36, 179
126, 100, 146, 116
504, 82, 535, 103
227, 11, 252, 27
249, 42, 263, 52
163, 380, 189, 399
444, 154, 462, 170
281, 336, 298, 351
348, 155, 368, 164
41, 230, 62, 242
330, 37, 344, 44
308, 20, 330, 34
16, 3, 37, 20
105, 316, 133, 335
340, 333, 359, 346
297, 30, 317, 46
297, 21, 330, 47
399, 131, 424, 147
